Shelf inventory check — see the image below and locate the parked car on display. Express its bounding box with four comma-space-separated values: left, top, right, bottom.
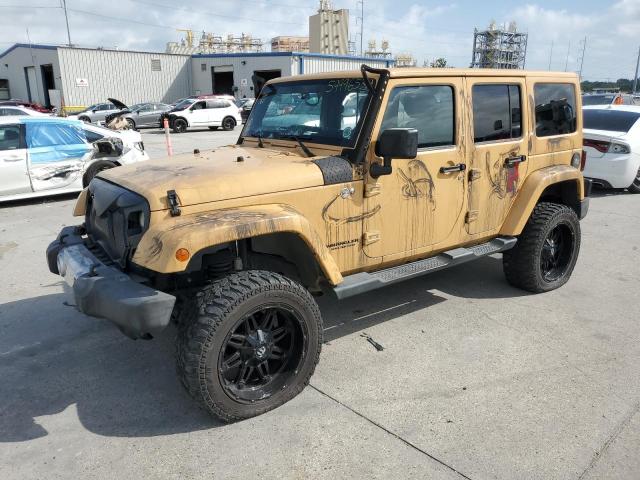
0, 99, 51, 113
68, 98, 127, 124
0, 105, 50, 117
0, 116, 149, 202
239, 98, 254, 123
582, 93, 640, 106
582, 105, 640, 193
167, 97, 241, 133
81, 122, 149, 165
105, 102, 172, 129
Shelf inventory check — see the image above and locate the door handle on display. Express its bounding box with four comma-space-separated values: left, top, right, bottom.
440, 163, 466, 174
504, 155, 526, 167
3, 156, 23, 162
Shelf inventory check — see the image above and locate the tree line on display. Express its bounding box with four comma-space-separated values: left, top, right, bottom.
581, 78, 637, 93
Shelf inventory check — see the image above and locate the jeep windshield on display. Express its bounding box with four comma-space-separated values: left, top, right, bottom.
242, 78, 372, 148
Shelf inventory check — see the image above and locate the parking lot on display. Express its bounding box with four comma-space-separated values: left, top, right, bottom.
0, 124, 637, 479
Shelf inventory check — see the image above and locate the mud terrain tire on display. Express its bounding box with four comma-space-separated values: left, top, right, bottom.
176, 271, 323, 422
503, 202, 581, 293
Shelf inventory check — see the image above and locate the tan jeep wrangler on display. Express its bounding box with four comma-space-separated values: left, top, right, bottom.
47, 66, 591, 421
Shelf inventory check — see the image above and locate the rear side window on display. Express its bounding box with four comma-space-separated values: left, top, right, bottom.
472, 84, 522, 142
26, 123, 87, 148
583, 109, 640, 133
379, 85, 454, 148
534, 83, 577, 137
0, 125, 23, 150
208, 100, 231, 108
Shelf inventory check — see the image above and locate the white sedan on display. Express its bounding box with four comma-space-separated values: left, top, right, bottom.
582, 105, 640, 193
0, 116, 149, 203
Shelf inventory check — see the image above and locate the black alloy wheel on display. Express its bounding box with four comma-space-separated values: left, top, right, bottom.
218, 305, 305, 403
540, 223, 574, 282
222, 117, 236, 131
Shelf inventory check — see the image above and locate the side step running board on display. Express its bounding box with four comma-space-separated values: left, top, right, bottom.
333, 237, 516, 299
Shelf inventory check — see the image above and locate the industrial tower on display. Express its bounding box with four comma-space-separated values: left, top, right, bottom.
471, 21, 528, 69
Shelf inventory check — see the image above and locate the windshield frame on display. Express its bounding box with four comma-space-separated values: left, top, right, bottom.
240, 77, 375, 150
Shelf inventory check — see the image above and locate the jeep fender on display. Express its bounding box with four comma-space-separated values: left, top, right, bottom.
500, 165, 585, 236
131, 203, 343, 284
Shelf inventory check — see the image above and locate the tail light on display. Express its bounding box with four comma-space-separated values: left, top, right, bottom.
581, 150, 586, 171
583, 138, 610, 153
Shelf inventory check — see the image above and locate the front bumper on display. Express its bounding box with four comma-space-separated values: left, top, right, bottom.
46, 226, 175, 339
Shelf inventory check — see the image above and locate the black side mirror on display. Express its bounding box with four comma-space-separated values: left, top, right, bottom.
371, 128, 418, 178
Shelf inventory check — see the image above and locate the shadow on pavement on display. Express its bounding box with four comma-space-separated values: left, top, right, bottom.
0, 255, 524, 442
0, 293, 220, 443
0, 193, 77, 210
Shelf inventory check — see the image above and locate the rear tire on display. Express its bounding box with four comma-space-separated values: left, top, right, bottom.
176, 271, 322, 422
503, 202, 581, 293
82, 160, 117, 187
628, 167, 640, 193
173, 118, 187, 133
222, 116, 236, 131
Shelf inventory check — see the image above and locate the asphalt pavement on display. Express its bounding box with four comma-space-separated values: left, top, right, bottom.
0, 130, 638, 479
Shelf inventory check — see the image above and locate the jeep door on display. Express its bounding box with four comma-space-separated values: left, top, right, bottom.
465, 78, 528, 235
0, 123, 31, 196
363, 78, 467, 259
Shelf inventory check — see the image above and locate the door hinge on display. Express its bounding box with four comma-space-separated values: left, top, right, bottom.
465, 211, 478, 223
364, 182, 381, 197
468, 168, 481, 182
167, 189, 181, 217
362, 231, 381, 246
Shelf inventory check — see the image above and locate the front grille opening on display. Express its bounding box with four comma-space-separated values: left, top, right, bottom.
127, 211, 143, 235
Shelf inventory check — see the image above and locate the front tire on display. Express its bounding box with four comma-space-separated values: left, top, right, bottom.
176, 271, 323, 422
222, 116, 236, 131
173, 118, 187, 133
78, 116, 91, 123
126, 118, 136, 130
83, 160, 117, 187
628, 167, 640, 193
503, 202, 581, 293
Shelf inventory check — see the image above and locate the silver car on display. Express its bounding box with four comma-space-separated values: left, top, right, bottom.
119, 102, 172, 128
71, 98, 127, 124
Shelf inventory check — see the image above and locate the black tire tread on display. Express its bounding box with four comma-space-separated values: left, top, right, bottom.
175, 270, 322, 422
503, 202, 580, 293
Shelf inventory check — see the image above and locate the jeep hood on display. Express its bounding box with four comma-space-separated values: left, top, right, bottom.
97, 146, 326, 211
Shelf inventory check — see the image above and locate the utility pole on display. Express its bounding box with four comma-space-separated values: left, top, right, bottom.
632, 46, 640, 94
578, 36, 587, 79
62, 0, 72, 46
548, 40, 554, 70
564, 41, 571, 71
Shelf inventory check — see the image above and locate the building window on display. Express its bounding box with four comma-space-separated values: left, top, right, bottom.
201, 63, 206, 72
151, 59, 162, 71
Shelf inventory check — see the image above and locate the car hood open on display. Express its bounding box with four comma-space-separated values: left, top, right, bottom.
108, 98, 128, 110
97, 145, 326, 211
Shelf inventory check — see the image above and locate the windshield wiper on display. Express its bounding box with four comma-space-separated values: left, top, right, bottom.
283, 135, 314, 157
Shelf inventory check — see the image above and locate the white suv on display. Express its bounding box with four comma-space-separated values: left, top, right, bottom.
168, 98, 241, 133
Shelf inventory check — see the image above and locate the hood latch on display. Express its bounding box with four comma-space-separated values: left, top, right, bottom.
167, 190, 181, 217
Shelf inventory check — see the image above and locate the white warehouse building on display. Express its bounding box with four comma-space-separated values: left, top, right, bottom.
0, 44, 394, 110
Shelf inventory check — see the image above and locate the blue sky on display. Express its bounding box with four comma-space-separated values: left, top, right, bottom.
1, 0, 638, 81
